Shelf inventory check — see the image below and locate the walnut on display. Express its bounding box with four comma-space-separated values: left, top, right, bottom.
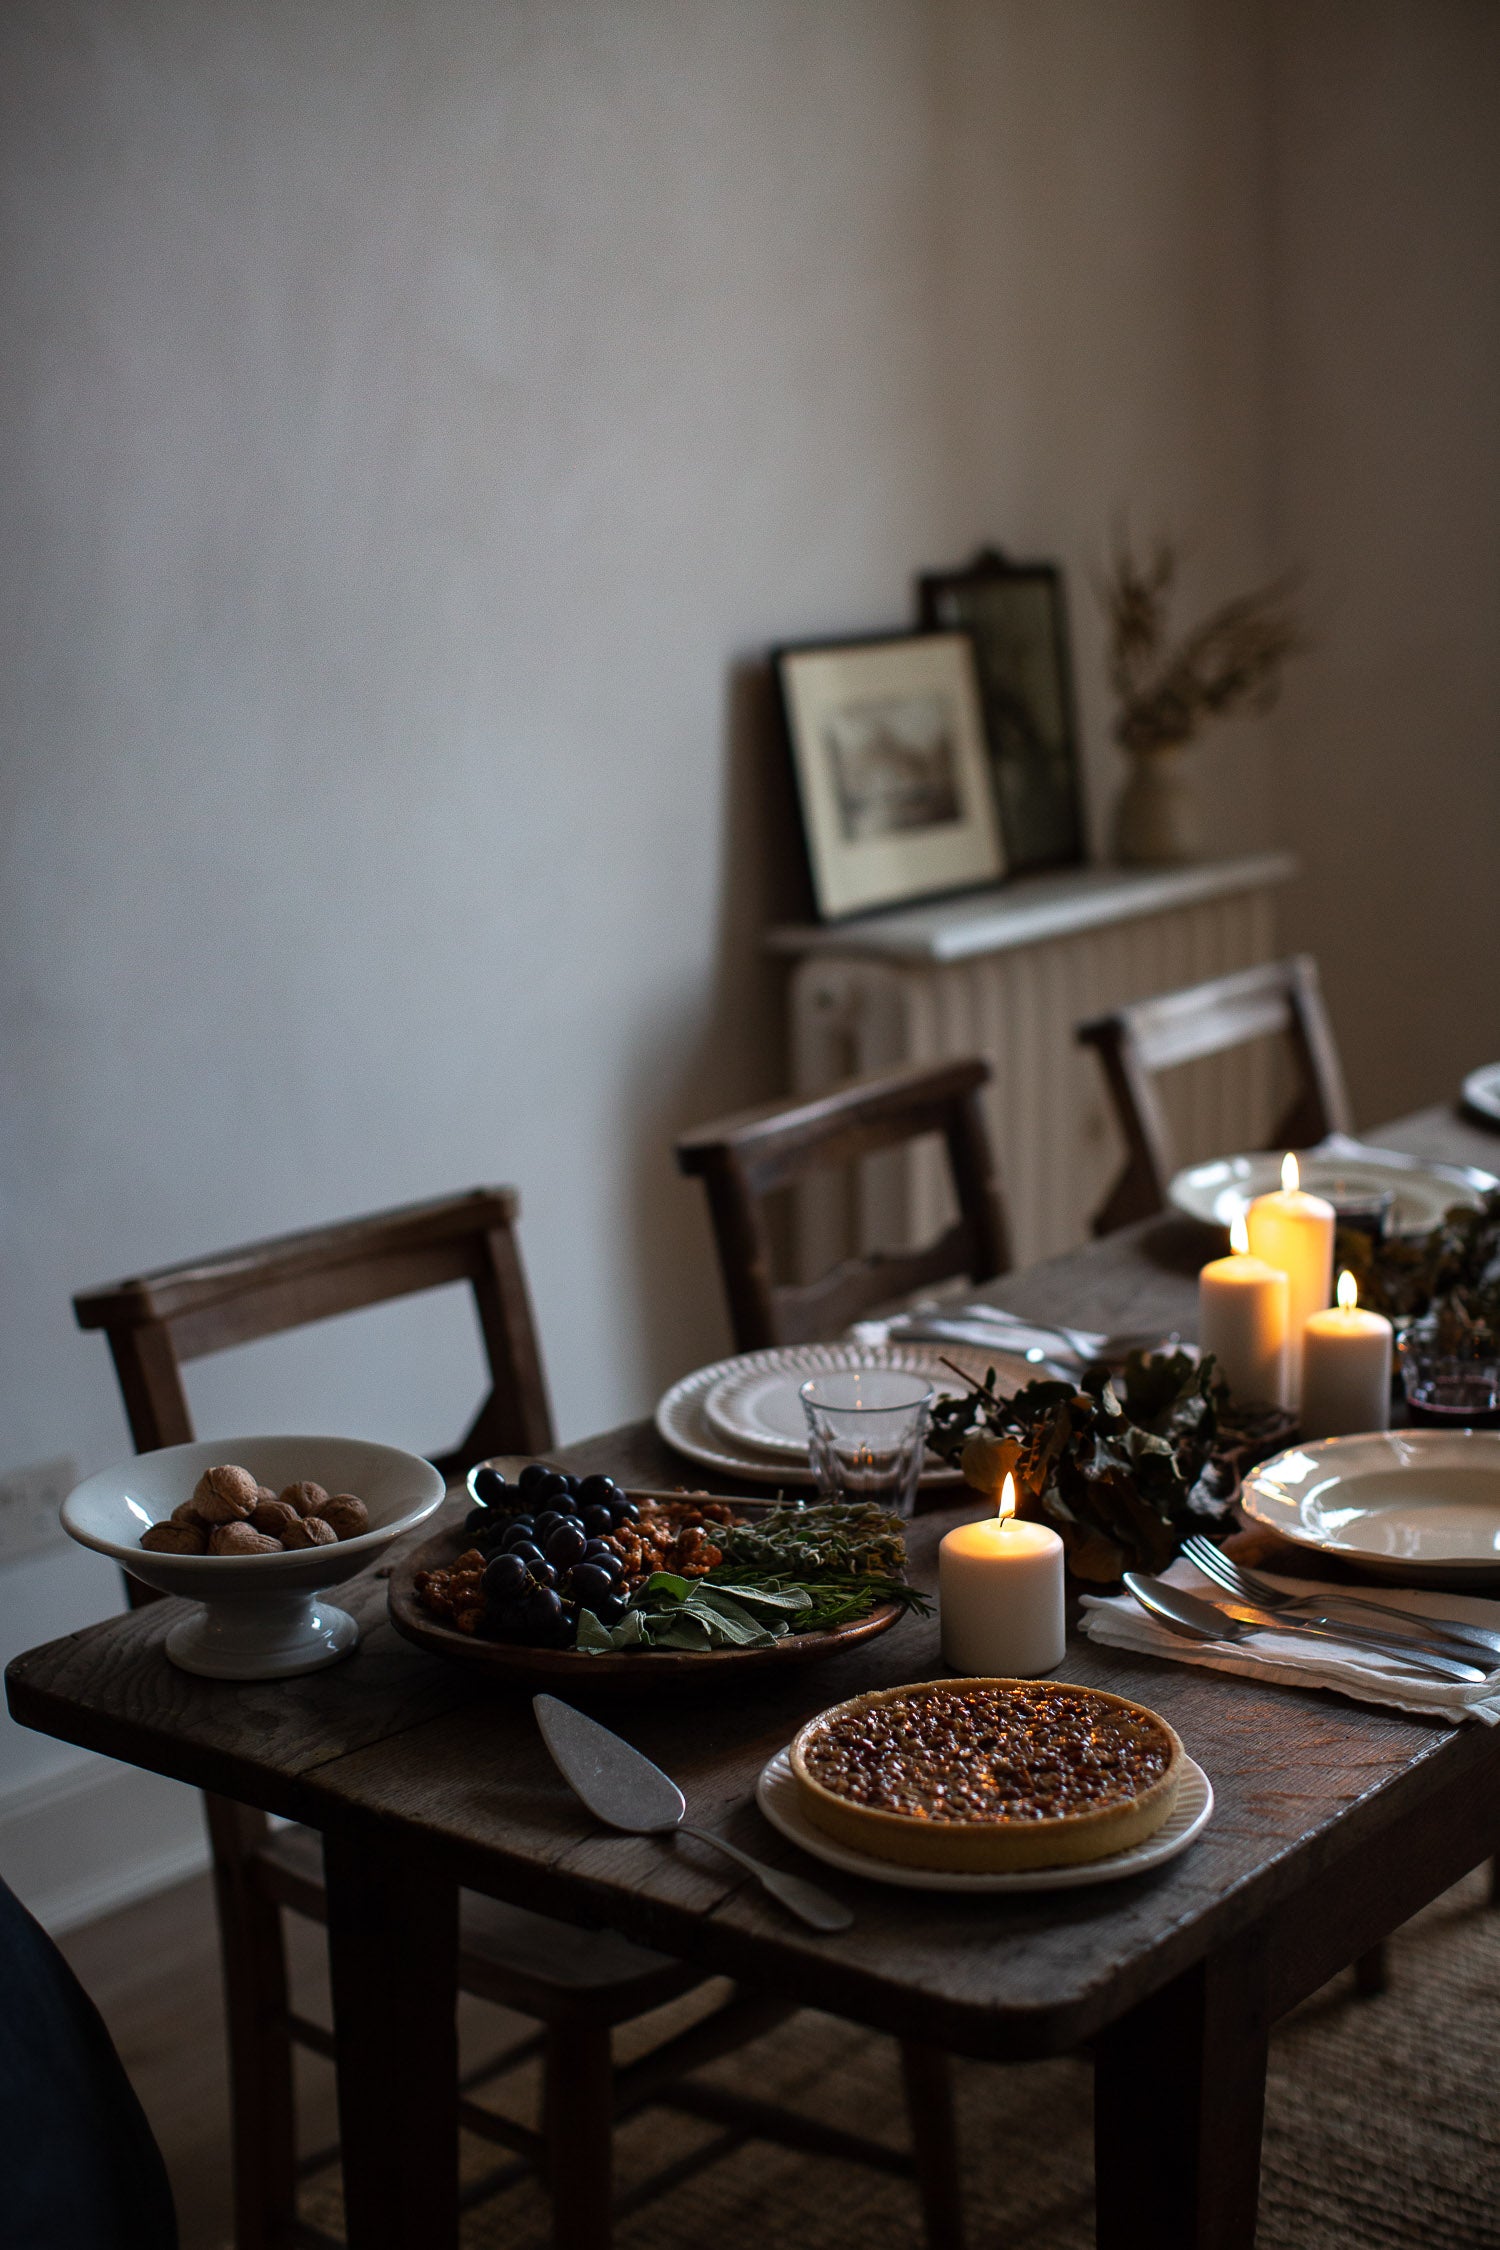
191, 1464, 260, 1523
210, 1522, 284, 1555
253, 1485, 278, 1507
278, 1480, 330, 1517
171, 1500, 207, 1528
319, 1493, 369, 1540
141, 1520, 208, 1555
250, 1498, 302, 1539
281, 1513, 337, 1549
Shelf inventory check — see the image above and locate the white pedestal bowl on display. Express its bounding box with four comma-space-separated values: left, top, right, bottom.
61, 1435, 448, 1679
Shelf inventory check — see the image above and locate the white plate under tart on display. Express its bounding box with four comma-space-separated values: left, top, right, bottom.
1241, 1429, 1500, 1585
655, 1342, 1017, 1489
756, 1747, 1211, 1894
786, 1677, 1185, 1875
1168, 1147, 1495, 1236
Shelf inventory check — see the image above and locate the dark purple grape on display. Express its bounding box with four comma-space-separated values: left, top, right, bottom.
507, 1541, 545, 1571
533, 1510, 565, 1540
546, 1523, 587, 1569
610, 1499, 639, 1526
577, 1474, 620, 1511
517, 1462, 554, 1495
562, 1474, 583, 1496
504, 1515, 535, 1538
581, 1505, 614, 1538
463, 1506, 494, 1539
472, 1466, 508, 1508
522, 1586, 564, 1637
568, 1562, 615, 1608
582, 1537, 614, 1562
531, 1472, 569, 1504
494, 1600, 531, 1639
483, 1553, 528, 1601
593, 1594, 628, 1626
530, 1561, 559, 1591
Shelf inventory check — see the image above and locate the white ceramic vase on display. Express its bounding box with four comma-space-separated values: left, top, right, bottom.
1114, 744, 1203, 866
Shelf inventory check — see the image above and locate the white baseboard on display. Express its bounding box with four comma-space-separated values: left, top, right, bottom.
0, 1756, 210, 1933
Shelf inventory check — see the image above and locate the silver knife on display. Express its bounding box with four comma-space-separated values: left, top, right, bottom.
1123, 1574, 1487, 1684
533, 1695, 853, 1933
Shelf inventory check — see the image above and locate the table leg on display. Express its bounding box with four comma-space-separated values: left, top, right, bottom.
1093, 1931, 1268, 2250
324, 1832, 459, 2250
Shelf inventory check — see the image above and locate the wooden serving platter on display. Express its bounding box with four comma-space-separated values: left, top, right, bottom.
386, 1510, 906, 1693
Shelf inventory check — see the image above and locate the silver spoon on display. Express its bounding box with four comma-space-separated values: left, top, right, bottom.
533, 1694, 853, 1933
1122, 1573, 1487, 1683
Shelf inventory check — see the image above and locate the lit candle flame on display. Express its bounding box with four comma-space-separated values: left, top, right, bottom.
1281, 1151, 1300, 1194
1229, 1212, 1250, 1256
997, 1470, 1017, 1525
1337, 1269, 1358, 1314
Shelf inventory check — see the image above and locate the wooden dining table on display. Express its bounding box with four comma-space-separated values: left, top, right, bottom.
10, 1103, 1500, 2250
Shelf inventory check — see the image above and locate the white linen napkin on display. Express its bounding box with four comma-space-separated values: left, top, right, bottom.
1080, 1556, 1500, 1725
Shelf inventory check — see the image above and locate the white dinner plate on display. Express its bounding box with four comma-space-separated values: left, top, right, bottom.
704, 1345, 1038, 1460
655, 1341, 1028, 1489
1241, 1429, 1500, 1585
1169, 1147, 1496, 1236
1462, 1063, 1500, 1127
755, 1746, 1213, 1893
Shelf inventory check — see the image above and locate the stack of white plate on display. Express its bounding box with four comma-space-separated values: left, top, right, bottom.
654, 1339, 1040, 1488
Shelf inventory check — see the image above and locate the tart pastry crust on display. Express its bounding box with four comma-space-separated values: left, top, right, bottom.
790, 1678, 1184, 1872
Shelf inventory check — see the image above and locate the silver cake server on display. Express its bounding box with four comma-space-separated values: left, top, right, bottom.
533, 1694, 853, 1933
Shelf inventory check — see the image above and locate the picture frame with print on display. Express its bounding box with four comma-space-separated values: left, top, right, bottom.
918, 547, 1085, 873
774, 630, 1006, 922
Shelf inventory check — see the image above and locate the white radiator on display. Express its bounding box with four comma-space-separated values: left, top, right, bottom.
775, 853, 1295, 1275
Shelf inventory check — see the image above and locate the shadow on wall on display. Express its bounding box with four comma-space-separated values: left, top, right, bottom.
622, 658, 808, 1397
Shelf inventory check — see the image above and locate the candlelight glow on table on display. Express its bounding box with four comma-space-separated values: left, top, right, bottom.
1300, 1270, 1393, 1439
1246, 1153, 1335, 1407
1197, 1212, 1288, 1407
939, 1473, 1066, 1678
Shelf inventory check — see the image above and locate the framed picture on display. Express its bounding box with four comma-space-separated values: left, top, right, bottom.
918, 548, 1085, 873
775, 631, 1006, 922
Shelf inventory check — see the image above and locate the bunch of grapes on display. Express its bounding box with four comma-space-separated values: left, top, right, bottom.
464, 1462, 638, 1647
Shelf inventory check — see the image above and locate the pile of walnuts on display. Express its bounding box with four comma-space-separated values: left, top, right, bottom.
139, 1463, 370, 1556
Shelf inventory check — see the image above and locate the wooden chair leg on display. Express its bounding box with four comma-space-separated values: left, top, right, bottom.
899, 2039, 964, 2250
1353, 1942, 1389, 1997
544, 2020, 615, 2250
204, 1798, 299, 2250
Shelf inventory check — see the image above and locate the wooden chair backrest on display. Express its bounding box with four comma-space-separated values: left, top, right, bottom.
676, 1058, 1011, 1351
74, 1185, 554, 1486
1077, 955, 1353, 1234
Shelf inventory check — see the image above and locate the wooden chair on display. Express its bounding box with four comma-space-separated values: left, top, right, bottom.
1077, 955, 1353, 1236
75, 1189, 965, 2250
677, 1059, 1011, 1352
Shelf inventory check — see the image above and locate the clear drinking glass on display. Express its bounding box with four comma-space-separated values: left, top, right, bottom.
799, 1368, 935, 1520
1399, 1329, 1500, 1428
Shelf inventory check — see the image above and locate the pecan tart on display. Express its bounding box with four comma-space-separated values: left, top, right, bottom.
789, 1679, 1184, 1872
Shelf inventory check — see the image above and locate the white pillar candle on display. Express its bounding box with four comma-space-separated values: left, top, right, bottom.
1246, 1153, 1335, 1406
939, 1475, 1066, 1677
1198, 1213, 1289, 1407
1300, 1271, 1393, 1439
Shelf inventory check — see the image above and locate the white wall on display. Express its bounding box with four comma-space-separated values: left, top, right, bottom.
2, 0, 1495, 1925
1269, 0, 1500, 1124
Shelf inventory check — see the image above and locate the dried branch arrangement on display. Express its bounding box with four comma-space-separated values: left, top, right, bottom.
1103, 537, 1305, 756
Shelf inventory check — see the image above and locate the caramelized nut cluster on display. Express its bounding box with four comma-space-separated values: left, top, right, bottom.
801, 1683, 1174, 1825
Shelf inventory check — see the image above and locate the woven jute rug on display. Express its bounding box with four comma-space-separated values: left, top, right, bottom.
305, 1868, 1500, 2249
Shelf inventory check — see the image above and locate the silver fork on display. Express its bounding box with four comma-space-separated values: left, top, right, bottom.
1181, 1535, 1500, 1667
